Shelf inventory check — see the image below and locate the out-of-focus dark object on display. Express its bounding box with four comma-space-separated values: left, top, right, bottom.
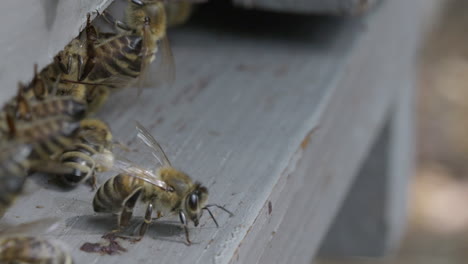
232, 0, 380, 15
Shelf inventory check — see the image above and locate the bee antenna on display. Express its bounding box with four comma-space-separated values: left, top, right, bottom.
203, 207, 219, 228
204, 204, 234, 217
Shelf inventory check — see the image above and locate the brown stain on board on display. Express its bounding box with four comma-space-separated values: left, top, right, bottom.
149, 117, 165, 130
273, 65, 289, 77
301, 126, 320, 150
300, 136, 310, 150
154, 105, 163, 114
80, 233, 127, 255
171, 75, 214, 106
187, 75, 213, 102
236, 63, 264, 73
173, 118, 188, 133
177, 123, 187, 133
268, 201, 272, 215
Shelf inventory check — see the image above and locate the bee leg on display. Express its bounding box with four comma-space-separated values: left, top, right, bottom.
80, 14, 97, 81
86, 86, 110, 115
119, 188, 142, 228
86, 172, 98, 190
32, 64, 48, 100
29, 159, 76, 175
101, 11, 132, 32
86, 159, 98, 190
50, 72, 62, 97
137, 203, 153, 239
55, 52, 72, 75
179, 211, 191, 245
15, 83, 32, 121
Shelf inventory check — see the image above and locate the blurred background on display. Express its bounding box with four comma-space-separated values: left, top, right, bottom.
319, 0, 468, 263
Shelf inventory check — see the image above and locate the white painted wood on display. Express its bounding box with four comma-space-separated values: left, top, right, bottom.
0, 0, 114, 106
232, 0, 380, 15
317, 0, 432, 257
318, 118, 395, 256
315, 82, 413, 257
0, 0, 430, 263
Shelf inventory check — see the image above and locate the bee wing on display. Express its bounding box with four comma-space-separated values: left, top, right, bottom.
135, 121, 172, 167
0, 218, 60, 237
93, 153, 170, 191
138, 35, 175, 91
79, 129, 105, 147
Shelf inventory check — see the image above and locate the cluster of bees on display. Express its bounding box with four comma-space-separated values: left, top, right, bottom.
0, 1, 231, 263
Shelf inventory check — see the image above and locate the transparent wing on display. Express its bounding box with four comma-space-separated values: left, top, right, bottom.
79, 129, 106, 147
0, 218, 60, 237
93, 153, 170, 191
135, 121, 171, 167
138, 35, 175, 91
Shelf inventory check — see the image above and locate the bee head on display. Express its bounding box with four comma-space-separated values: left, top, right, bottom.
179, 182, 234, 230
184, 182, 208, 227
127, 0, 166, 37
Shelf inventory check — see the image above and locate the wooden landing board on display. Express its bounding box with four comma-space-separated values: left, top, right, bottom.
1, 0, 426, 263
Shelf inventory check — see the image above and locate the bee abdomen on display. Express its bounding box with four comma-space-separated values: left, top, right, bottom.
31, 97, 87, 121
0, 237, 74, 264
57, 144, 96, 186
93, 175, 141, 213
87, 35, 143, 85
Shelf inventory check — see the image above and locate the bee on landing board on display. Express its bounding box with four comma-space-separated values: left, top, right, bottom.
52, 0, 175, 116
92, 122, 233, 245
54, 118, 114, 189
0, 97, 83, 216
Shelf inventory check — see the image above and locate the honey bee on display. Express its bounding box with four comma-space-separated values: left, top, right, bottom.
0, 112, 81, 216
0, 116, 81, 181
40, 15, 110, 116
19, 64, 56, 102
54, 118, 114, 189
9, 117, 80, 161
9, 90, 86, 123
0, 218, 74, 264
0, 142, 32, 218
93, 122, 232, 244
57, 0, 174, 105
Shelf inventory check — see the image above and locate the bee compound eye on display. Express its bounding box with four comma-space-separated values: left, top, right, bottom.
131, 0, 145, 6
188, 193, 198, 210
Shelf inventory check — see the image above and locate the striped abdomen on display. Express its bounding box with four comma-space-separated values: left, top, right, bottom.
93, 174, 148, 213
0, 237, 74, 264
57, 143, 98, 187
10, 96, 87, 122
56, 118, 113, 187
15, 118, 80, 160
28, 97, 86, 121
85, 34, 143, 88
